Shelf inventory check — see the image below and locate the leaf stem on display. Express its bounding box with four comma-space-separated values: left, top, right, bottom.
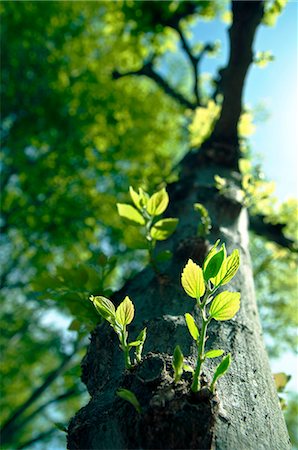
191, 289, 211, 392
121, 328, 131, 369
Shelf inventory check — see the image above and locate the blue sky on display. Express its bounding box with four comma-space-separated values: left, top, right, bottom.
195, 2, 297, 201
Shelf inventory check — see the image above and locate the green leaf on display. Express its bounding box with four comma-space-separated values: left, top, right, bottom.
155, 250, 172, 263
147, 188, 169, 216
117, 203, 145, 225
150, 218, 178, 241
209, 291, 240, 321
211, 249, 240, 287
115, 296, 135, 326
181, 259, 205, 299
204, 244, 226, 281
183, 364, 194, 373
135, 327, 147, 363
210, 354, 231, 392
128, 340, 142, 347
116, 388, 141, 414
203, 240, 221, 271
90, 295, 115, 323
172, 345, 184, 383
204, 349, 224, 359
138, 188, 149, 208
273, 372, 291, 392
129, 186, 142, 210
184, 313, 199, 341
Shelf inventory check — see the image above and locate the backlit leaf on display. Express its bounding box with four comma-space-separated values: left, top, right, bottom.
129, 186, 142, 210
147, 188, 169, 216
209, 291, 240, 321
117, 388, 141, 414
211, 249, 240, 287
115, 296, 135, 326
204, 349, 224, 359
150, 218, 178, 241
184, 313, 199, 341
181, 259, 205, 299
117, 203, 145, 225
172, 345, 184, 382
90, 295, 115, 323
211, 354, 231, 392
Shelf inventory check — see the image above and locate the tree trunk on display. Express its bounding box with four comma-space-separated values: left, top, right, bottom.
67, 2, 291, 449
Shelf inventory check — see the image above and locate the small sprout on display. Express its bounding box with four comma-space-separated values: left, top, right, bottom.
172, 345, 184, 383
117, 186, 178, 272
90, 295, 146, 369
178, 240, 240, 392
134, 327, 147, 364
116, 388, 141, 414
210, 353, 231, 393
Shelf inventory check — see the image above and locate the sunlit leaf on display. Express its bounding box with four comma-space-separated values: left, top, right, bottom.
184, 313, 199, 341
211, 353, 231, 392
204, 349, 224, 359
117, 203, 145, 225
181, 259, 205, 299
147, 188, 169, 216
150, 218, 178, 240
115, 296, 135, 326
211, 249, 240, 287
90, 295, 115, 323
209, 291, 240, 321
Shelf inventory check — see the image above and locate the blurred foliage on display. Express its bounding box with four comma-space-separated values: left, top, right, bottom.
1, 1, 296, 448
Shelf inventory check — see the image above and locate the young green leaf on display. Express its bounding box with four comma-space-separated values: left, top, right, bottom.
203, 239, 220, 271
211, 249, 240, 287
181, 259, 205, 299
134, 327, 147, 363
209, 291, 240, 321
90, 295, 115, 323
273, 372, 291, 393
183, 364, 194, 373
138, 188, 149, 208
210, 353, 231, 392
147, 188, 169, 216
172, 345, 184, 383
150, 218, 178, 241
129, 186, 142, 210
204, 349, 224, 359
116, 388, 141, 414
204, 244, 226, 281
128, 340, 142, 347
184, 313, 199, 341
117, 203, 145, 225
115, 296, 135, 326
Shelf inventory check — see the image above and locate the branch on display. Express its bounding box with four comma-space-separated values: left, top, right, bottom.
16, 427, 57, 450
210, 1, 264, 149
12, 388, 79, 436
249, 213, 297, 252
113, 62, 196, 110
175, 25, 201, 105
1, 347, 78, 441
